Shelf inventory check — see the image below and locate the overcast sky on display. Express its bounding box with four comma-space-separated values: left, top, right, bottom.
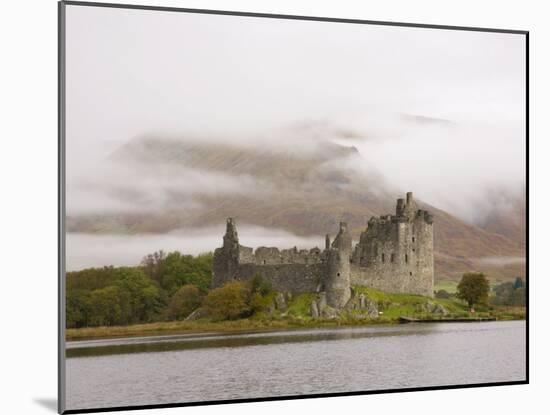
65, 4, 526, 223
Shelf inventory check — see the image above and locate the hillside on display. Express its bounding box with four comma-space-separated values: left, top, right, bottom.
67, 136, 525, 281
475, 187, 526, 248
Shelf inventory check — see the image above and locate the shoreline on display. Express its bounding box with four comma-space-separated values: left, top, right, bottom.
66, 313, 525, 342
66, 318, 396, 342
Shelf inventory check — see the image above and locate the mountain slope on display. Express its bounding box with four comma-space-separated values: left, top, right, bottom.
67, 136, 525, 281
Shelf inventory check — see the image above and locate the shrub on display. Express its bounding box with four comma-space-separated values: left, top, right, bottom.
435, 289, 452, 299
203, 281, 251, 320
249, 292, 274, 314
249, 274, 272, 296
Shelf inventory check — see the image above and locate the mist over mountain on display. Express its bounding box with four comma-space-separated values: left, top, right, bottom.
66, 120, 525, 281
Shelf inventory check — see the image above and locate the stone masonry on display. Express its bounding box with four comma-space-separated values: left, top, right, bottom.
212, 192, 434, 308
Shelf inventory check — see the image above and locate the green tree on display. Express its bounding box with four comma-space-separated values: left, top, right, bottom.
166, 284, 202, 320
456, 272, 490, 309
140, 250, 166, 283
513, 277, 525, 290
203, 281, 251, 320
492, 281, 514, 305
67, 251, 213, 327
67, 266, 117, 291
66, 289, 91, 328
113, 267, 162, 324
88, 286, 123, 326
491, 280, 526, 306
160, 251, 212, 294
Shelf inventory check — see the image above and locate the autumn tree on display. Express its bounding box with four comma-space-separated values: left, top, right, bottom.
202, 281, 251, 320
166, 284, 202, 320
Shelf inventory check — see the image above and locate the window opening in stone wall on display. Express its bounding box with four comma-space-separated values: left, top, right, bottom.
405, 254, 408, 263
410, 272, 412, 276
337, 273, 340, 276
391, 253, 395, 262
382, 253, 385, 262
412, 237, 415, 243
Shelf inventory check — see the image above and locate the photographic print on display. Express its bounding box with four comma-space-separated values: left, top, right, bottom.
59, 2, 528, 413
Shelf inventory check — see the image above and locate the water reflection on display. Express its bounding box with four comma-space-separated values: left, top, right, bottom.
67, 325, 444, 357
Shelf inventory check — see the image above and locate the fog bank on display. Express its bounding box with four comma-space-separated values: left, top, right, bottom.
66, 225, 324, 271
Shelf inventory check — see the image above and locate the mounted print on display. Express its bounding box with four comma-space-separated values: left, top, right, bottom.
58, 1, 528, 413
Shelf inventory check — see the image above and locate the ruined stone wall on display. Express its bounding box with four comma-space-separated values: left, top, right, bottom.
232, 263, 323, 293
212, 218, 326, 293
229, 245, 325, 293
239, 246, 323, 266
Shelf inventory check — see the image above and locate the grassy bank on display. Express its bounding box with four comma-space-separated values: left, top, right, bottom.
66, 288, 525, 341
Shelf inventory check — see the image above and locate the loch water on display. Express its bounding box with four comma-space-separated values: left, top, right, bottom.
65, 320, 526, 410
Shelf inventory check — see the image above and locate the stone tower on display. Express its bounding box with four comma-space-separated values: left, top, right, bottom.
211, 218, 240, 288
324, 222, 352, 308
351, 192, 434, 297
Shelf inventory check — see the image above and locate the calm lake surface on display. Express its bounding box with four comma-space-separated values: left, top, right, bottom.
66, 321, 526, 410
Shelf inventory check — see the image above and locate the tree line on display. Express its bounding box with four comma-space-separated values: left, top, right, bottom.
67, 251, 275, 328
67, 253, 526, 328
66, 251, 213, 328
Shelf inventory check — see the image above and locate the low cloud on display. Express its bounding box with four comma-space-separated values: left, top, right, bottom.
66, 224, 324, 271
328, 112, 526, 223
66, 157, 270, 216
474, 256, 526, 267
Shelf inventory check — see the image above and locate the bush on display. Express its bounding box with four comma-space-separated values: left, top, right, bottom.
249, 292, 274, 314
435, 289, 452, 299
203, 281, 251, 320
249, 274, 272, 296
166, 285, 202, 320
491, 280, 525, 306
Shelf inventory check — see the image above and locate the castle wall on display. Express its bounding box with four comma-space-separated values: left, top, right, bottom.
212, 192, 434, 305
239, 246, 323, 266
231, 263, 323, 293
212, 218, 325, 293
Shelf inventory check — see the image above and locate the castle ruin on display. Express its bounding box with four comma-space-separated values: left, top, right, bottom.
212, 192, 434, 308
